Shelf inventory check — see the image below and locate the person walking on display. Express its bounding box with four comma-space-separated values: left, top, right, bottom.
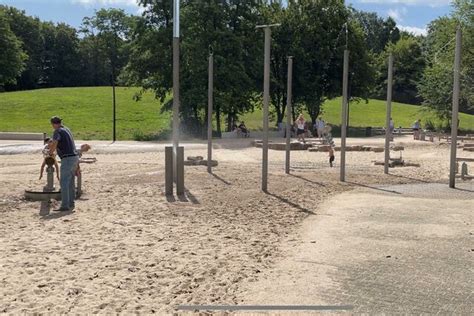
319, 119, 326, 139
412, 119, 421, 140
48, 116, 79, 212
296, 114, 306, 143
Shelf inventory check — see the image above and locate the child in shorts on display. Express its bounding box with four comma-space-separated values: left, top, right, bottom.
40, 137, 60, 181
329, 146, 335, 167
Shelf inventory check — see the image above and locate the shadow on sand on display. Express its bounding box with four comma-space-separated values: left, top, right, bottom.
264, 190, 315, 215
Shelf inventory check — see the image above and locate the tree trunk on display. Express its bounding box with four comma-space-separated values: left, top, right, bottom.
226, 110, 232, 132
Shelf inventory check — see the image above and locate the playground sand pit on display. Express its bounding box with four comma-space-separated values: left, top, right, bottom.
0, 136, 472, 313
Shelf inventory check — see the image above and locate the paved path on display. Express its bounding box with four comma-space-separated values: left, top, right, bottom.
240, 183, 473, 314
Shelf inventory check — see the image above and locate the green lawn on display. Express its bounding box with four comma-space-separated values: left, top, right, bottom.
0, 87, 472, 140
0, 87, 170, 140
242, 97, 474, 131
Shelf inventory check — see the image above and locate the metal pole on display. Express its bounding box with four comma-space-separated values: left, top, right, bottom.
449, 27, 462, 188
207, 53, 214, 173
340, 50, 349, 182
384, 53, 394, 174
172, 0, 181, 189
285, 56, 293, 174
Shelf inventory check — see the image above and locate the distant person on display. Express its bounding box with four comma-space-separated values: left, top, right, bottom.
296, 114, 306, 143
48, 116, 78, 212
329, 146, 335, 167
389, 117, 395, 141
238, 121, 249, 137
39, 137, 60, 182
314, 118, 320, 138
318, 119, 326, 139
412, 119, 421, 140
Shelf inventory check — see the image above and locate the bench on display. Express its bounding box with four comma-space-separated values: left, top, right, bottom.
0, 132, 46, 141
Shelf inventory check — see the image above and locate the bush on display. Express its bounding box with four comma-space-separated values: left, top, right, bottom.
424, 119, 435, 131
132, 129, 171, 141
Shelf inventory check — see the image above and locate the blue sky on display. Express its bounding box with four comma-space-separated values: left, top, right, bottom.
1, 0, 453, 36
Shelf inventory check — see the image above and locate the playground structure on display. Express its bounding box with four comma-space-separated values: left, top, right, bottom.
24, 157, 61, 202
159, 4, 466, 195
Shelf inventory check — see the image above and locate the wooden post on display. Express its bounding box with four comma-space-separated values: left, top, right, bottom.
285, 57, 294, 174
165, 146, 173, 195
340, 50, 349, 182
256, 24, 280, 191
384, 53, 394, 174
449, 27, 462, 188
207, 53, 214, 173
176, 146, 184, 195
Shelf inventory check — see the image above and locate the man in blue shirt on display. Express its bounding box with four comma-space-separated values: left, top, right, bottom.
48, 116, 78, 212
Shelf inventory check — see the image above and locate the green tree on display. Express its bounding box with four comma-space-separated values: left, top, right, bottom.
351, 10, 400, 54
419, 0, 473, 125
375, 35, 425, 104
81, 8, 135, 140
3, 6, 43, 90
81, 9, 134, 86
127, 0, 263, 135
41, 22, 81, 87
0, 9, 26, 87
285, 0, 374, 124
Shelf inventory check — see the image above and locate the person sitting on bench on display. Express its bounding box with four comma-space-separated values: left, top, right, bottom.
238, 121, 250, 137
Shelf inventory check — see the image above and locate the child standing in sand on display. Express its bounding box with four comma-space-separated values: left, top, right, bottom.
329, 146, 335, 167
296, 114, 306, 143
40, 137, 60, 181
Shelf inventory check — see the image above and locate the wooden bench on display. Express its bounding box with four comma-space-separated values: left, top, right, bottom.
0, 132, 46, 141
456, 157, 474, 162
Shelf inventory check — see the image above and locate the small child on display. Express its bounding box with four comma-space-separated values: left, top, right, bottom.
76, 144, 93, 176
40, 137, 60, 181
329, 146, 335, 167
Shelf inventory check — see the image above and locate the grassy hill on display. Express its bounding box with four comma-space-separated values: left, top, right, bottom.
0, 87, 472, 140
0, 87, 170, 140
243, 98, 474, 132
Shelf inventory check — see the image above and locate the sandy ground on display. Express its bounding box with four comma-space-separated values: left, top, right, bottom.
0, 135, 472, 313
239, 183, 473, 314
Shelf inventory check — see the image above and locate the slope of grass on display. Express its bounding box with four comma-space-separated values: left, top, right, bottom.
242, 97, 474, 131
0, 87, 170, 140
1, 87, 472, 140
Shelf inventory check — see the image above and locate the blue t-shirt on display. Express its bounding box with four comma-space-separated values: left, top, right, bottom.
53, 126, 77, 158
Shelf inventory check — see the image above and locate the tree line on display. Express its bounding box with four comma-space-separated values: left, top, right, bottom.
1, 0, 472, 135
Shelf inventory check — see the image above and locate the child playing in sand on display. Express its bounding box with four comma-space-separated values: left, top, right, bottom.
76, 144, 94, 176
329, 146, 335, 167
40, 137, 60, 181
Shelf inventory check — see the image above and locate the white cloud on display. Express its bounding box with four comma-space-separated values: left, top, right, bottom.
387, 7, 407, 22
357, 0, 451, 7
72, 0, 139, 7
399, 25, 428, 36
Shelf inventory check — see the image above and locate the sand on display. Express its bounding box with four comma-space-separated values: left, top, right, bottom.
0, 136, 472, 313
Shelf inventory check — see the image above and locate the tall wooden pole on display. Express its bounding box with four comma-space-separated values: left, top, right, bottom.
340, 50, 349, 182
207, 53, 214, 173
112, 77, 116, 142
262, 27, 271, 192
285, 57, 294, 174
384, 53, 394, 174
172, 0, 180, 177
449, 27, 462, 188
257, 24, 279, 192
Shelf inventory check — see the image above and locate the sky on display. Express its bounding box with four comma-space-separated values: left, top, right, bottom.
0, 0, 454, 36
